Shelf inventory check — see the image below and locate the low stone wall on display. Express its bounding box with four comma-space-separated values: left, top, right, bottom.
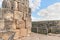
32, 20, 60, 34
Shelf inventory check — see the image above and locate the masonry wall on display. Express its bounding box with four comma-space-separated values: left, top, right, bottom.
0, 0, 31, 40
32, 20, 60, 34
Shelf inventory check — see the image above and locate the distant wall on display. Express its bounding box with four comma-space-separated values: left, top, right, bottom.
32, 20, 60, 34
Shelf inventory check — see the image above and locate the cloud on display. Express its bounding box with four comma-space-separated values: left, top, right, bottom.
31, 16, 51, 21
29, 0, 41, 12
0, 0, 3, 8
29, 0, 41, 21
0, 0, 3, 2
38, 3, 60, 21
31, 16, 41, 21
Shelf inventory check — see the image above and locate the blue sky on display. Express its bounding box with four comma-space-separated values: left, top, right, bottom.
31, 0, 60, 21
1, 0, 60, 21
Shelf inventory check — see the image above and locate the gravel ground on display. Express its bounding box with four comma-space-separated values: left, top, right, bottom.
21, 32, 60, 40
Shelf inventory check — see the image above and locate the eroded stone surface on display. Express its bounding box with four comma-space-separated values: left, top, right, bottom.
0, 0, 31, 40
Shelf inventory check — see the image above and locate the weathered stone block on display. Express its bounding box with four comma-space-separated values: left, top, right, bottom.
16, 20, 25, 29
20, 28, 27, 37
4, 11, 13, 21
2, 0, 7, 8
13, 1, 18, 11
4, 20, 13, 30
0, 31, 15, 40
14, 11, 23, 20
18, 3, 23, 12
26, 19, 31, 28
27, 29, 31, 36
0, 20, 4, 30
23, 13, 27, 20
23, 6, 28, 12
14, 30, 20, 39
0, 9, 3, 19
12, 22, 16, 30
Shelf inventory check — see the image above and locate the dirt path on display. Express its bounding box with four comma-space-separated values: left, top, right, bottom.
21, 33, 60, 40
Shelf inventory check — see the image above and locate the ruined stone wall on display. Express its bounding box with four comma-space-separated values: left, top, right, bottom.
0, 0, 31, 40
32, 20, 60, 34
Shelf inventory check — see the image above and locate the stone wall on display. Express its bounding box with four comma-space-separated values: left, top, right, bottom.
32, 20, 60, 34
0, 0, 31, 40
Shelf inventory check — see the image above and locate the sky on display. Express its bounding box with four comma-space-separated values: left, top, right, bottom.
29, 0, 60, 21
1, 0, 60, 21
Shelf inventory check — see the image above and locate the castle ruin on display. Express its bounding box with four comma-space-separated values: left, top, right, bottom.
0, 0, 31, 40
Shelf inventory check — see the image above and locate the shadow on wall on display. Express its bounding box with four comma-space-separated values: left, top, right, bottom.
31, 20, 60, 34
